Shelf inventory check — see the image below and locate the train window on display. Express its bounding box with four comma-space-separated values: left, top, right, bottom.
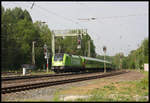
54, 54, 64, 61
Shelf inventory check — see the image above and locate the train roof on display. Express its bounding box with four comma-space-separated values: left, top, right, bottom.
81, 56, 112, 64
56, 53, 111, 64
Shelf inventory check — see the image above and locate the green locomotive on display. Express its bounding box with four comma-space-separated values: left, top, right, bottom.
51, 53, 112, 73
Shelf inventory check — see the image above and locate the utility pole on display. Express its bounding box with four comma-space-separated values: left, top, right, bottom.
88, 40, 90, 57
119, 53, 123, 70
52, 31, 55, 56
103, 46, 106, 73
32, 41, 36, 64
137, 44, 140, 70
120, 56, 122, 70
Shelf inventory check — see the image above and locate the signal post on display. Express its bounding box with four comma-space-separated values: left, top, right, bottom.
44, 44, 50, 73
103, 46, 107, 73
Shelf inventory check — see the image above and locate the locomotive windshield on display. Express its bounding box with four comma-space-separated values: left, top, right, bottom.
54, 53, 64, 61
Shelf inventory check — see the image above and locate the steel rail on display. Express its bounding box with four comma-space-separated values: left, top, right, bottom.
2, 73, 82, 81
2, 70, 128, 94
2, 69, 115, 81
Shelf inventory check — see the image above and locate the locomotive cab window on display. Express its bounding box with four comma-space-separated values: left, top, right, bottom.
54, 53, 64, 61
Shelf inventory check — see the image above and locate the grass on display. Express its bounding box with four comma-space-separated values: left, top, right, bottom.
53, 70, 148, 102
76, 71, 148, 102
53, 90, 63, 101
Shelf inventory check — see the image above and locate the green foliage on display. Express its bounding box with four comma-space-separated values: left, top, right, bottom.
54, 32, 96, 57
103, 85, 116, 90
111, 38, 149, 70
1, 6, 45, 71
74, 71, 148, 102
126, 38, 149, 69
1, 6, 96, 71
2, 5, 148, 71
111, 53, 122, 69
136, 71, 148, 92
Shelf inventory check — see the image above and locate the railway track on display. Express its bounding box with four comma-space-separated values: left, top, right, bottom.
2, 73, 73, 81
2, 69, 115, 81
2, 70, 115, 87
2, 70, 128, 94
2, 72, 91, 87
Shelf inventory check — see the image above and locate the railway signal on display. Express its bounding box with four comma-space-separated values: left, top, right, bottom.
103, 46, 106, 52
103, 46, 107, 73
44, 44, 47, 58
77, 35, 81, 49
44, 44, 49, 73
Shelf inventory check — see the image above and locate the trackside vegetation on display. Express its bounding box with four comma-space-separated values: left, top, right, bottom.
53, 70, 148, 102
2, 6, 148, 72
96, 37, 149, 70
1, 6, 96, 72
77, 71, 148, 101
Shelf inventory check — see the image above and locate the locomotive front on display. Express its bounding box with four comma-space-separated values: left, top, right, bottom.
51, 53, 65, 73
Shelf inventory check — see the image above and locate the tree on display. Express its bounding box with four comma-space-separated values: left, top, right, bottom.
33, 21, 52, 69
1, 6, 97, 71
1, 6, 38, 71
119, 37, 149, 70
142, 38, 149, 63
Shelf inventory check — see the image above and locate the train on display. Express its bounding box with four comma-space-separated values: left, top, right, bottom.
51, 53, 113, 73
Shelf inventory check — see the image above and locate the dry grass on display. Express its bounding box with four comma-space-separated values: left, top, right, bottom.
53, 70, 148, 101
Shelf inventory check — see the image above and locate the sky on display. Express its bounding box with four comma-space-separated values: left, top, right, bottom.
2, 1, 149, 56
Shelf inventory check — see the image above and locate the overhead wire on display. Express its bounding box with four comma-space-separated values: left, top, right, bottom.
2, 2, 147, 56
77, 2, 147, 19
30, 1, 35, 9
76, 2, 148, 56
2, 2, 82, 29
34, 3, 80, 27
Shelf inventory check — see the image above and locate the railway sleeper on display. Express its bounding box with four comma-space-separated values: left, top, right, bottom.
2, 71, 127, 94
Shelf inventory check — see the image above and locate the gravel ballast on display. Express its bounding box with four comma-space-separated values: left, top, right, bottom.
1, 70, 145, 101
